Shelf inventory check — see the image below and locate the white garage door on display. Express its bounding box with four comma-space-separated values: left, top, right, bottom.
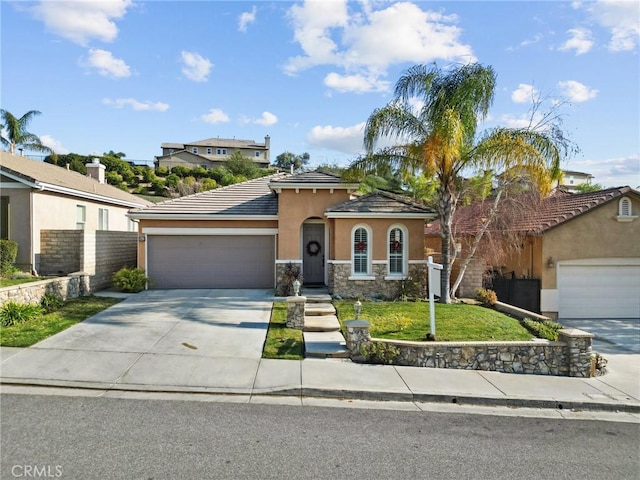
558, 261, 640, 319
147, 235, 275, 289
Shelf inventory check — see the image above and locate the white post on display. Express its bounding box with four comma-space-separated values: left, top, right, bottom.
427, 255, 443, 337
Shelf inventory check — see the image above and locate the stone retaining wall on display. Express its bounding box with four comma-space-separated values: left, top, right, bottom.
0, 273, 90, 305
345, 321, 594, 377
329, 262, 427, 299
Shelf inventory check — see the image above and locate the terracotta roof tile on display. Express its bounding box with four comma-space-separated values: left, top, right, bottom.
327, 190, 435, 215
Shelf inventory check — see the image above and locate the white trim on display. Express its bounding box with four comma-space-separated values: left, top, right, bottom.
558, 257, 640, 266
142, 227, 278, 235
276, 259, 302, 264
348, 275, 376, 281
128, 213, 279, 220
384, 275, 408, 281
409, 260, 428, 264
326, 212, 435, 219
372, 260, 387, 265
0, 182, 30, 189
387, 224, 408, 276
327, 260, 351, 265
352, 223, 372, 276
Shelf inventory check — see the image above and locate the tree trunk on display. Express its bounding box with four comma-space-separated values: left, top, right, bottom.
438, 186, 455, 304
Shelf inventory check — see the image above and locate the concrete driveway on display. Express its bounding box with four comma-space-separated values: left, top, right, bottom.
558, 318, 640, 355
0, 289, 274, 393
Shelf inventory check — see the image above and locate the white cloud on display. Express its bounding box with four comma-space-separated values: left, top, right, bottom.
559, 28, 594, 55
307, 122, 366, 155
200, 109, 229, 124
31, 0, 132, 46
500, 112, 544, 129
585, 0, 640, 52
324, 72, 389, 93
567, 154, 640, 188
558, 80, 598, 102
511, 84, 539, 104
40, 135, 69, 154
238, 6, 257, 32
84, 49, 130, 78
285, 1, 474, 93
102, 98, 169, 111
181, 51, 213, 82
254, 111, 278, 126
520, 34, 543, 47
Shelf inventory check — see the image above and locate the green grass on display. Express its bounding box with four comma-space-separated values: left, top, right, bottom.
0, 277, 42, 288
334, 300, 533, 342
0, 296, 122, 347
262, 302, 304, 360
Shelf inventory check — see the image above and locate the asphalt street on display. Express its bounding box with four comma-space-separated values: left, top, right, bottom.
1, 394, 639, 480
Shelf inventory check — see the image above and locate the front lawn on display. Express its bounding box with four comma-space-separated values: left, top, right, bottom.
0, 296, 122, 347
262, 302, 304, 360
334, 300, 533, 342
0, 276, 42, 288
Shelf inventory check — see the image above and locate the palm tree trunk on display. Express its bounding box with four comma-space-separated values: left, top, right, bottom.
438, 185, 455, 304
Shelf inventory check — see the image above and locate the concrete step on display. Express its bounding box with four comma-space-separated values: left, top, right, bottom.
304, 331, 350, 359
304, 315, 340, 332
305, 303, 336, 316
304, 294, 333, 303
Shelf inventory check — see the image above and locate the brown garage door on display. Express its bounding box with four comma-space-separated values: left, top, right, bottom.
147, 235, 275, 289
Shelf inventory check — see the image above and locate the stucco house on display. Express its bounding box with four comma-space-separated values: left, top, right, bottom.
425, 186, 640, 319
155, 136, 271, 170
128, 171, 436, 298
0, 151, 151, 277
557, 170, 594, 192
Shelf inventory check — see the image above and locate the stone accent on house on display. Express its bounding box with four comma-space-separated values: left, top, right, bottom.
455, 256, 485, 298
329, 262, 427, 299
0, 273, 90, 305
39, 230, 137, 291
275, 261, 302, 296
286, 296, 306, 330
344, 323, 595, 377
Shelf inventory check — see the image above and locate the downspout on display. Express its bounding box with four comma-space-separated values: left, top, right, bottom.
30, 184, 45, 275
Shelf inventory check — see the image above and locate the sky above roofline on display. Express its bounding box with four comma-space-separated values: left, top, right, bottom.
1, 0, 638, 189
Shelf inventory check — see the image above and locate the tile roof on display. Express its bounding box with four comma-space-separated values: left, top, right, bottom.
425, 186, 638, 236
129, 173, 288, 217
327, 190, 436, 215
269, 170, 344, 185
0, 151, 151, 208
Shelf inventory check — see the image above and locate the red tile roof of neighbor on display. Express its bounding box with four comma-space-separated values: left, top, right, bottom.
424, 186, 639, 236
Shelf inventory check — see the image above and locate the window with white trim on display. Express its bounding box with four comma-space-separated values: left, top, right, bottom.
98, 208, 109, 231
192, 147, 198, 154
76, 205, 86, 230
619, 197, 632, 216
254, 151, 260, 157
216, 148, 227, 155
352, 226, 370, 275
388, 227, 405, 275
206, 148, 212, 154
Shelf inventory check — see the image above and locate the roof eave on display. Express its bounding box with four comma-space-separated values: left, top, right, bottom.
326, 212, 436, 219
127, 213, 279, 220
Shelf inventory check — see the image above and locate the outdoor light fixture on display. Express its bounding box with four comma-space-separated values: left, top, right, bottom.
293, 279, 301, 296
547, 257, 555, 268
354, 300, 362, 320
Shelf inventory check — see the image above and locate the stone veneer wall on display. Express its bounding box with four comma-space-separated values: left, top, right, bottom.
39, 230, 137, 291
345, 321, 594, 377
329, 262, 427, 299
455, 256, 485, 298
0, 273, 90, 305
275, 261, 302, 296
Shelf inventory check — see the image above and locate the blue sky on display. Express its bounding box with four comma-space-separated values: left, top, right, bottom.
2, 0, 639, 188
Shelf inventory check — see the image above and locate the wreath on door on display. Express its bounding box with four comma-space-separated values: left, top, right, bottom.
306, 240, 321, 256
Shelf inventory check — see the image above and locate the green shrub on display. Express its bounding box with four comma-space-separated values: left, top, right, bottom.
475, 287, 498, 306
395, 276, 421, 301
0, 239, 19, 275
112, 267, 149, 293
41, 293, 65, 313
360, 342, 400, 365
0, 301, 43, 327
521, 318, 563, 341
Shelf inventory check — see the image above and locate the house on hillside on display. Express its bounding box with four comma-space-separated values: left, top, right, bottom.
155, 136, 271, 170
558, 170, 594, 192
0, 152, 152, 287
425, 187, 640, 319
128, 171, 436, 298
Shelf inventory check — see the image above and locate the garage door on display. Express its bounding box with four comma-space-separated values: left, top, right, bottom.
558, 261, 640, 319
147, 235, 275, 289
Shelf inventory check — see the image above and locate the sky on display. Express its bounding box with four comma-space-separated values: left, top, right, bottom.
1, 0, 639, 188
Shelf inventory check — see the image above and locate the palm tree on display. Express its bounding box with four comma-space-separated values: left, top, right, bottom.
1, 109, 53, 155
352, 63, 562, 303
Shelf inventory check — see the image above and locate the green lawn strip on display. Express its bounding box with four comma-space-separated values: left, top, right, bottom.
0, 296, 122, 347
0, 277, 42, 288
334, 301, 533, 342
262, 302, 304, 360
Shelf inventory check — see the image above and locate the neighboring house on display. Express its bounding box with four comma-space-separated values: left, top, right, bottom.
155, 136, 271, 170
425, 187, 640, 319
558, 170, 594, 192
0, 151, 151, 276
128, 171, 436, 298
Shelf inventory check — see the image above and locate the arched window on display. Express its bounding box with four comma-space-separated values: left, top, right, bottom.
352, 226, 370, 275
388, 225, 407, 276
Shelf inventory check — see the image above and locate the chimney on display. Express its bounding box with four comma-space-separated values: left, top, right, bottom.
264, 135, 270, 163
86, 158, 106, 184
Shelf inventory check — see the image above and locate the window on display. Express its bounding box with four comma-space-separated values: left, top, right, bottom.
388, 226, 406, 275
206, 148, 212, 154
76, 205, 86, 230
98, 208, 109, 230
216, 148, 227, 155
192, 147, 198, 154
619, 197, 632, 216
254, 151, 260, 158
352, 226, 370, 275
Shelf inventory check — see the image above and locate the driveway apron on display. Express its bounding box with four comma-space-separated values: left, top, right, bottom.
0, 290, 274, 393
558, 318, 640, 355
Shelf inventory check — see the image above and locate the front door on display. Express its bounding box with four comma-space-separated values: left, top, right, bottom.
302, 223, 325, 285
